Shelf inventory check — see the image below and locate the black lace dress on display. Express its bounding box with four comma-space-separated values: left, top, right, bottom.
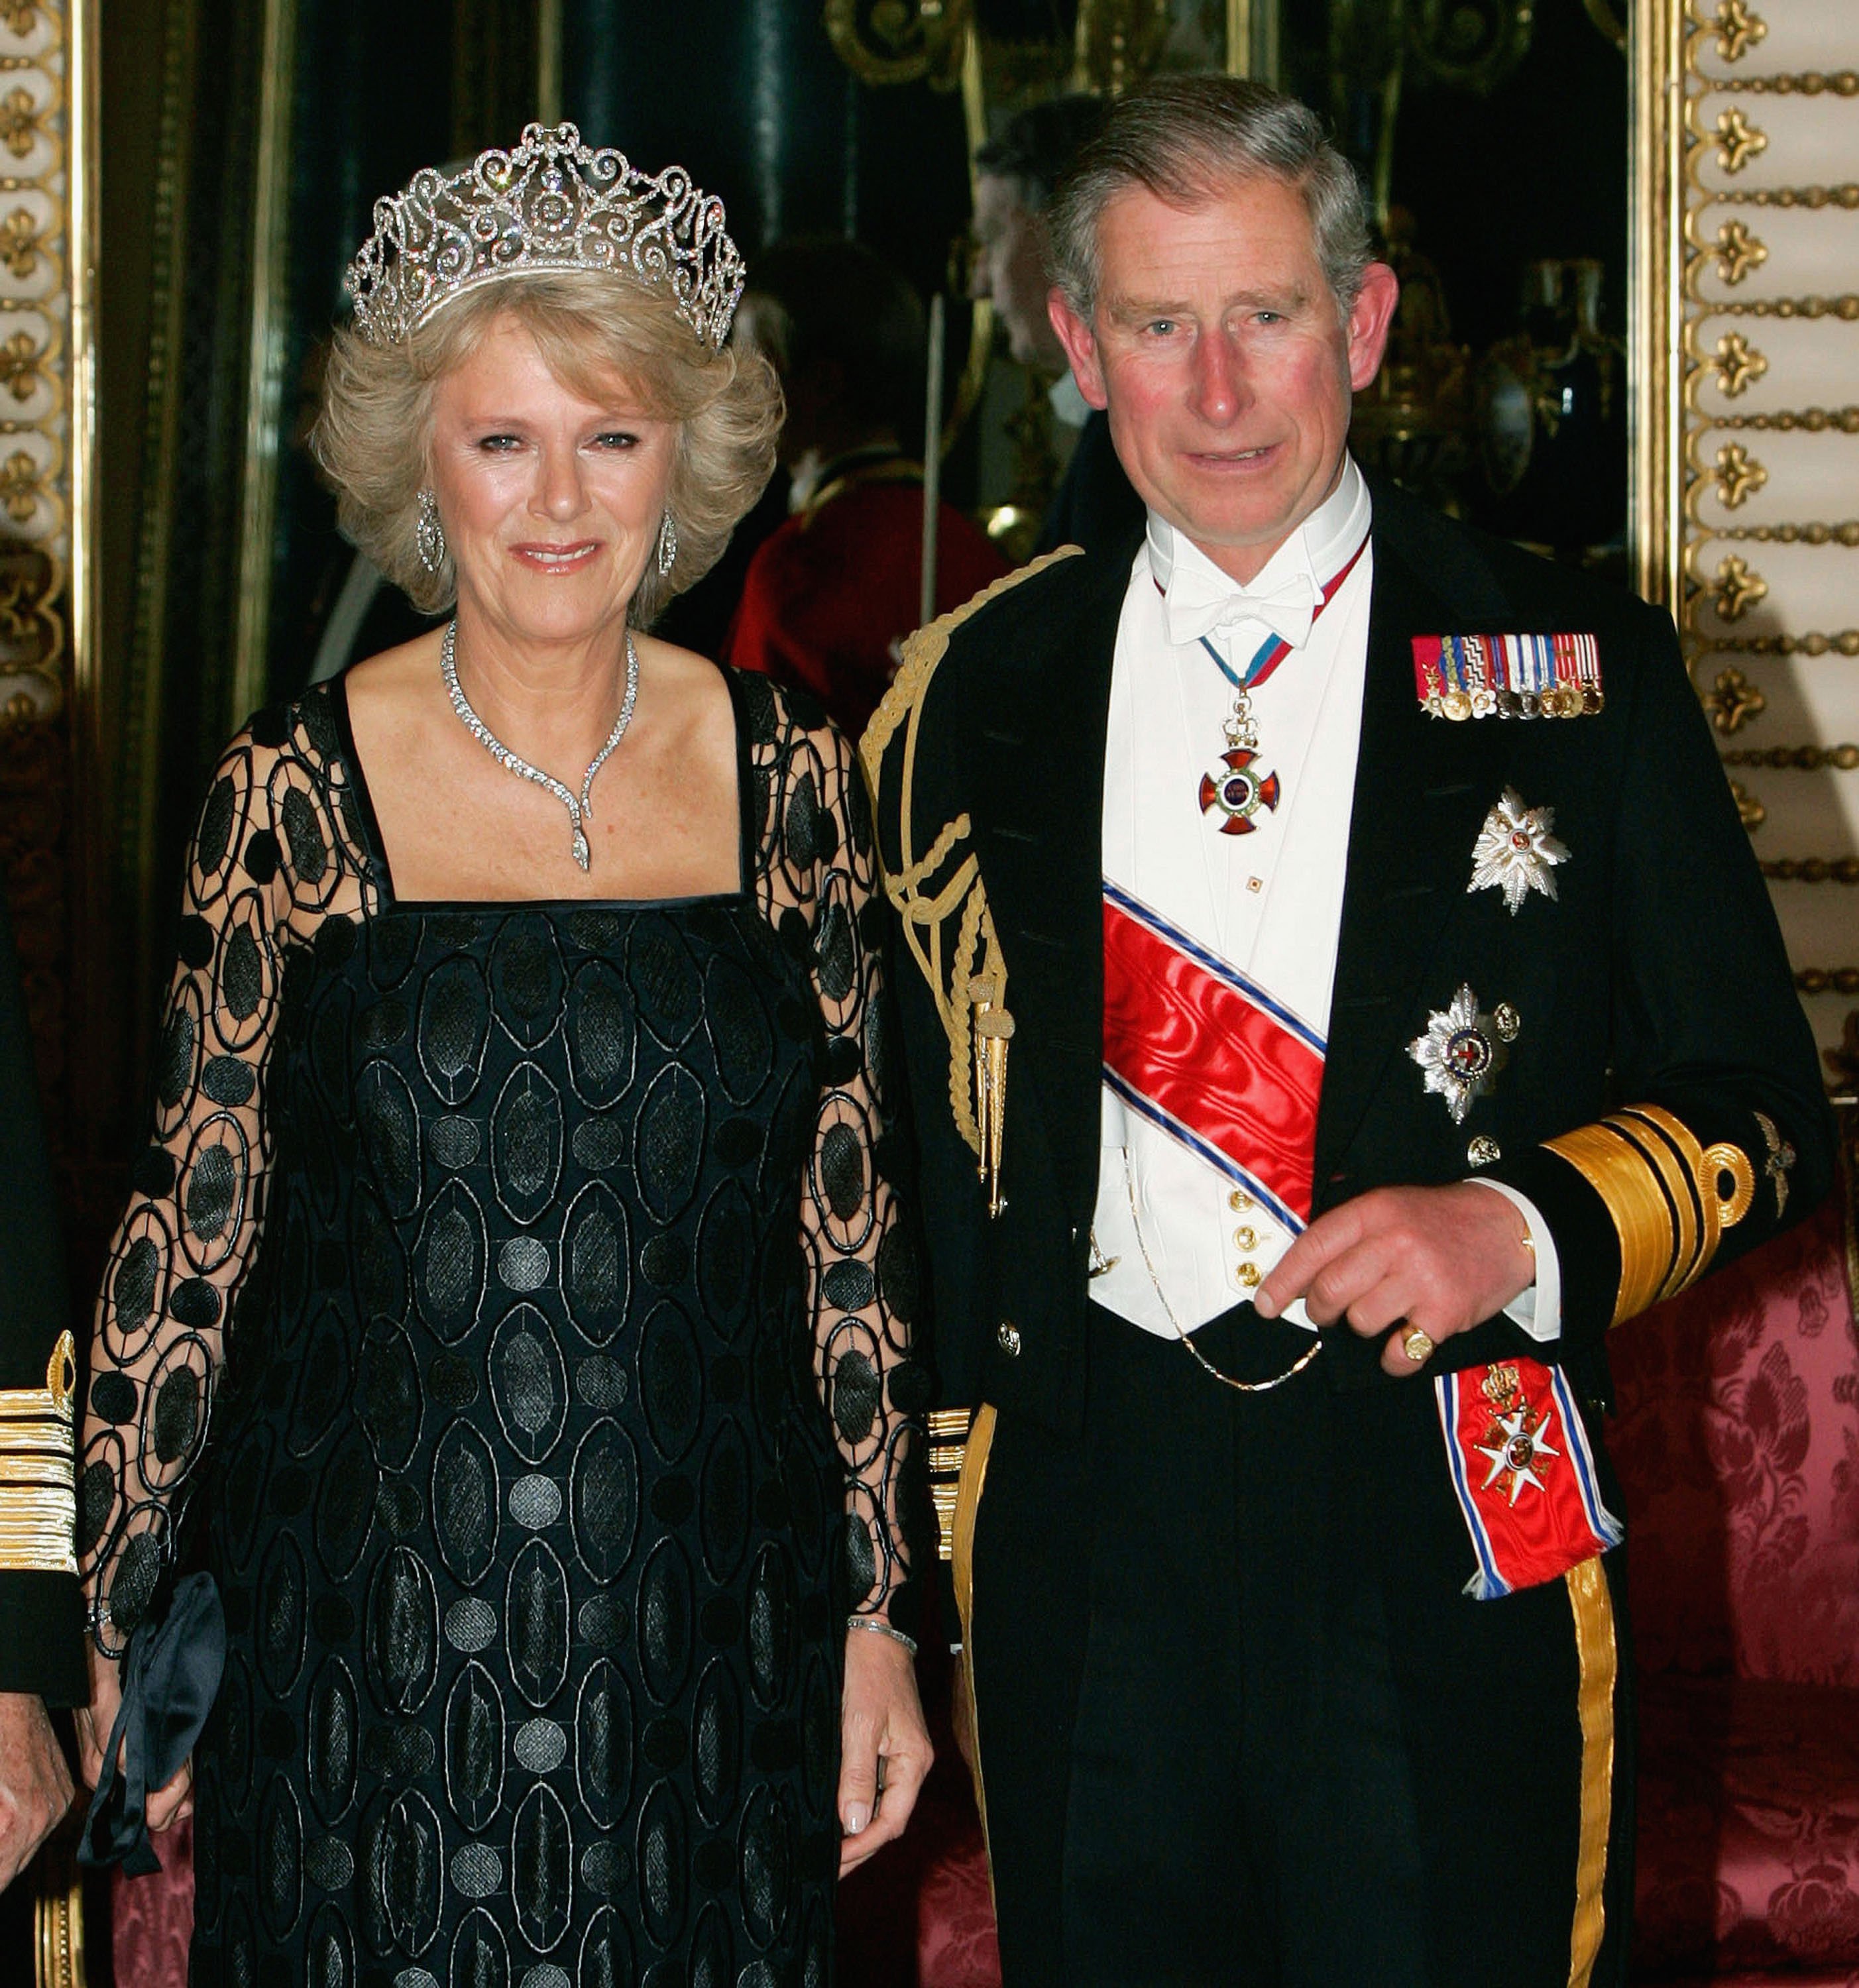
80, 668, 923, 1988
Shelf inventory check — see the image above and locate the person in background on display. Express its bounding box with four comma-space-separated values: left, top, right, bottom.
970, 95, 1142, 559
0, 892, 79, 1892
726, 239, 1007, 740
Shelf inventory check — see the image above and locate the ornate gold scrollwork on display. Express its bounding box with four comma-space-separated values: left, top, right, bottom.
1717, 70, 1858, 97
1718, 184, 1859, 210
1711, 330, 1766, 396
1718, 520, 1859, 546
1703, 665, 1766, 732
1712, 630, 1859, 657
1711, 551, 1768, 619
824, 0, 971, 87
1712, 105, 1766, 170
1074, 0, 1172, 97
1712, 296, 1859, 321
1713, 440, 1766, 506
1711, 217, 1766, 285
1761, 857, 1859, 883
1725, 742, 1859, 772
1711, 0, 1765, 61
0, 447, 41, 523
1730, 779, 1767, 830
1717, 405, 1859, 433
0, 326, 44, 402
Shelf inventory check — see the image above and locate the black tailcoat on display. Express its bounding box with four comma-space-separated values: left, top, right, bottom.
869, 474, 1831, 1534
0, 892, 82, 1703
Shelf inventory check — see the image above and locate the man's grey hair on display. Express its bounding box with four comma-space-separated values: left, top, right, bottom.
1046, 76, 1374, 323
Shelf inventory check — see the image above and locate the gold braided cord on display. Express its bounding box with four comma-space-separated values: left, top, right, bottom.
891, 813, 975, 901
859, 546, 1084, 781
860, 549, 1083, 1171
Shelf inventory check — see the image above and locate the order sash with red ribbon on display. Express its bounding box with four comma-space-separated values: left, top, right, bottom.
1101, 880, 1324, 1235
1435, 1355, 1624, 1599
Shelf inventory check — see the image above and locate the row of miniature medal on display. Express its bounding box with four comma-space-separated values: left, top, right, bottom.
1414, 632, 1604, 722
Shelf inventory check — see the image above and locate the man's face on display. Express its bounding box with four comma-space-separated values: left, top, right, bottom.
1048, 175, 1398, 584
970, 173, 1063, 370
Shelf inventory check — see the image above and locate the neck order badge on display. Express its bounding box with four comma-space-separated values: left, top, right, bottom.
1190, 532, 1369, 836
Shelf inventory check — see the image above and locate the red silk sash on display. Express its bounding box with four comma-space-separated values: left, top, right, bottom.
1101, 883, 1324, 1233
1436, 1356, 1624, 1598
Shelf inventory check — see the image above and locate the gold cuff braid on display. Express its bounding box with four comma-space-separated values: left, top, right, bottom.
1544, 1109, 1757, 1329
0, 1329, 77, 1574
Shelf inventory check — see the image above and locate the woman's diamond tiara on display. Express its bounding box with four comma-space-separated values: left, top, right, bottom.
343, 123, 746, 351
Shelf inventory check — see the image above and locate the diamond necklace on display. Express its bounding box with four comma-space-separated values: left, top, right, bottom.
441, 619, 640, 871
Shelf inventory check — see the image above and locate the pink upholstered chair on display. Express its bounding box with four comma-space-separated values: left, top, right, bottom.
1612, 1189, 1859, 1983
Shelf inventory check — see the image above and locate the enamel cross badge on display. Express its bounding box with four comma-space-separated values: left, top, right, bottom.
1198, 747, 1282, 835
1469, 788, 1569, 913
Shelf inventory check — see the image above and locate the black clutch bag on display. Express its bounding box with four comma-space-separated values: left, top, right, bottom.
78, 1571, 225, 1876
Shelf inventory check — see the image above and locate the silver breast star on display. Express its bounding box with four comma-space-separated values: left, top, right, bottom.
1469, 787, 1569, 914
1409, 983, 1508, 1125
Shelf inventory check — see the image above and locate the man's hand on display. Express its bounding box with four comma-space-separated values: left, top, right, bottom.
838, 1626, 933, 1875
0, 1692, 74, 1890
1255, 1183, 1535, 1376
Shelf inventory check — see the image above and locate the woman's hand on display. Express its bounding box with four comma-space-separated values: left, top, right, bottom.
75, 1649, 193, 1835
837, 1626, 933, 1875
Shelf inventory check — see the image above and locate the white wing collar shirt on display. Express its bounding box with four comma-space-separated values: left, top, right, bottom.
1092, 457, 1559, 1343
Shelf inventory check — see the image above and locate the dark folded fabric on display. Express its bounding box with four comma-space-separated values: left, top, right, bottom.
78, 1572, 224, 1876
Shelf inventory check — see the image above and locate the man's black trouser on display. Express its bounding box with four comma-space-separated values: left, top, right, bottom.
960, 1303, 1634, 1988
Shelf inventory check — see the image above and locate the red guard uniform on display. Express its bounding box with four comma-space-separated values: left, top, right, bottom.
727, 458, 1008, 739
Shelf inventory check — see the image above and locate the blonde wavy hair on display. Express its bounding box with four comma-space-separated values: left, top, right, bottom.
310, 268, 783, 626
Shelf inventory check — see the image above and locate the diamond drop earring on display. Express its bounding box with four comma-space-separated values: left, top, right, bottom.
655, 510, 678, 577
416, 490, 446, 574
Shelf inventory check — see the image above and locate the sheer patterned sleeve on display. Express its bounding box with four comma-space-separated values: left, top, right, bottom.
746, 677, 928, 1635
78, 699, 368, 1659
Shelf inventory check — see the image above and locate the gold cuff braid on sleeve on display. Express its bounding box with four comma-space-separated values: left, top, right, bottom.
1544, 1108, 1757, 1329
926, 1406, 973, 1563
0, 1329, 77, 1574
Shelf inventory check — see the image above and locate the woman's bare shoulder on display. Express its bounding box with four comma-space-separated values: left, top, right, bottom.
343, 628, 445, 716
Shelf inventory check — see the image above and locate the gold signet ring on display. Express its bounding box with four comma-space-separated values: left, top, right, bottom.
1400, 1327, 1436, 1365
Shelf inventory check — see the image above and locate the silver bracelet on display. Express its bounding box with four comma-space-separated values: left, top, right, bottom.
846, 1614, 918, 1657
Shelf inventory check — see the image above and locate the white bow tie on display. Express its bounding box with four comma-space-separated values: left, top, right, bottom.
1163, 563, 1323, 654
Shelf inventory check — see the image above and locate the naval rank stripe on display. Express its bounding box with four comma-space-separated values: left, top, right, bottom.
1101, 881, 1325, 1235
